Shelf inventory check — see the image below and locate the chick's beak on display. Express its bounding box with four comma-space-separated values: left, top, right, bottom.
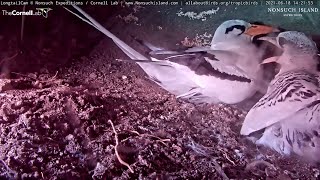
257, 36, 282, 48
260, 56, 280, 65
244, 24, 279, 36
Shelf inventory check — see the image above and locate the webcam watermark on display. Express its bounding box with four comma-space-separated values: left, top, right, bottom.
2, 7, 52, 18
267, 7, 318, 17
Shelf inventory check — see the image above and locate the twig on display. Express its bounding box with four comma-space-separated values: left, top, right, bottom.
211, 158, 230, 180
0, 159, 18, 179
108, 120, 134, 173
217, 148, 236, 165
11, 72, 37, 80
0, 53, 18, 65
129, 130, 171, 146
187, 139, 229, 180
11, 71, 59, 83
39, 71, 59, 83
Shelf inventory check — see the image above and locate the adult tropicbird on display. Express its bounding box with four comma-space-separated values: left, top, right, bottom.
64, 6, 278, 104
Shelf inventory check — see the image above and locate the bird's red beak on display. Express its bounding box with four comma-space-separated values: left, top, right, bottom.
244, 24, 280, 36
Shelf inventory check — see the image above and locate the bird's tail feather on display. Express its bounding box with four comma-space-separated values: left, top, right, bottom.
63, 4, 148, 61
131, 35, 189, 56
131, 36, 164, 52
116, 58, 173, 68
63, 4, 202, 96
64, 5, 189, 62
116, 58, 152, 63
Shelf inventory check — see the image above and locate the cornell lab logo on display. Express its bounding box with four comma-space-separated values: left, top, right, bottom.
2, 7, 52, 18
36, 8, 52, 18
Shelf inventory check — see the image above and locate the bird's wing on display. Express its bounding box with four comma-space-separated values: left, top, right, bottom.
241, 70, 320, 135
275, 99, 320, 161
149, 46, 212, 54
166, 51, 253, 83
150, 46, 254, 84
184, 46, 212, 52
205, 59, 251, 81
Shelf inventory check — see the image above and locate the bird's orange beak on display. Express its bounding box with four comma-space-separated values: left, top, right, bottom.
244, 24, 279, 36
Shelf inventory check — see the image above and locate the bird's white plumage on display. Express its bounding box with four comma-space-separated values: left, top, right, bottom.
241, 31, 320, 162
64, 5, 271, 105
136, 20, 269, 104
241, 70, 320, 135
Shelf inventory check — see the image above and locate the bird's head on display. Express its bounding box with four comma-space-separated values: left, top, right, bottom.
257, 31, 319, 71
211, 20, 280, 46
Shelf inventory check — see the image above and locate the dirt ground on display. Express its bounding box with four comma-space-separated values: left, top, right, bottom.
0, 5, 320, 180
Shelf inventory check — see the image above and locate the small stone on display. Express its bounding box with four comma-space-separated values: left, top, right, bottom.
172, 144, 182, 153
34, 171, 39, 178
34, 80, 40, 86
313, 168, 320, 177
37, 157, 43, 163
0, 79, 13, 92
93, 162, 107, 178
15, 100, 23, 107
65, 134, 74, 141
89, 73, 97, 79
21, 173, 29, 178
122, 75, 127, 80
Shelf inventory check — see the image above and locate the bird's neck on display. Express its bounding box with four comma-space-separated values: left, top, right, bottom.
279, 66, 318, 75
278, 56, 319, 74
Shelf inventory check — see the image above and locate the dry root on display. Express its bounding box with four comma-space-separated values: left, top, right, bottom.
128, 130, 171, 146
108, 120, 134, 173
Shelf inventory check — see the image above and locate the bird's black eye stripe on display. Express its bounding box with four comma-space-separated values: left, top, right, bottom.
225, 25, 246, 35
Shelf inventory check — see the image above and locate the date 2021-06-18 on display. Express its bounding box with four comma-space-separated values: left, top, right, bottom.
265, 1, 315, 6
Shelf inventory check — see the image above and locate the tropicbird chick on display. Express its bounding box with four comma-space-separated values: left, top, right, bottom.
240, 31, 320, 162
64, 6, 277, 104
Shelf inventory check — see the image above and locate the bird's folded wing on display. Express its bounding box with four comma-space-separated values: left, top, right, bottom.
149, 46, 211, 55
158, 48, 248, 79
207, 60, 248, 78
241, 71, 320, 135
279, 100, 320, 155
184, 46, 212, 52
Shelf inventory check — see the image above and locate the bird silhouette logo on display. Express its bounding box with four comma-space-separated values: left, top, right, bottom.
36, 8, 52, 18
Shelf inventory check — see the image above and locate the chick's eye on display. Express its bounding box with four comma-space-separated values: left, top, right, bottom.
278, 37, 290, 48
